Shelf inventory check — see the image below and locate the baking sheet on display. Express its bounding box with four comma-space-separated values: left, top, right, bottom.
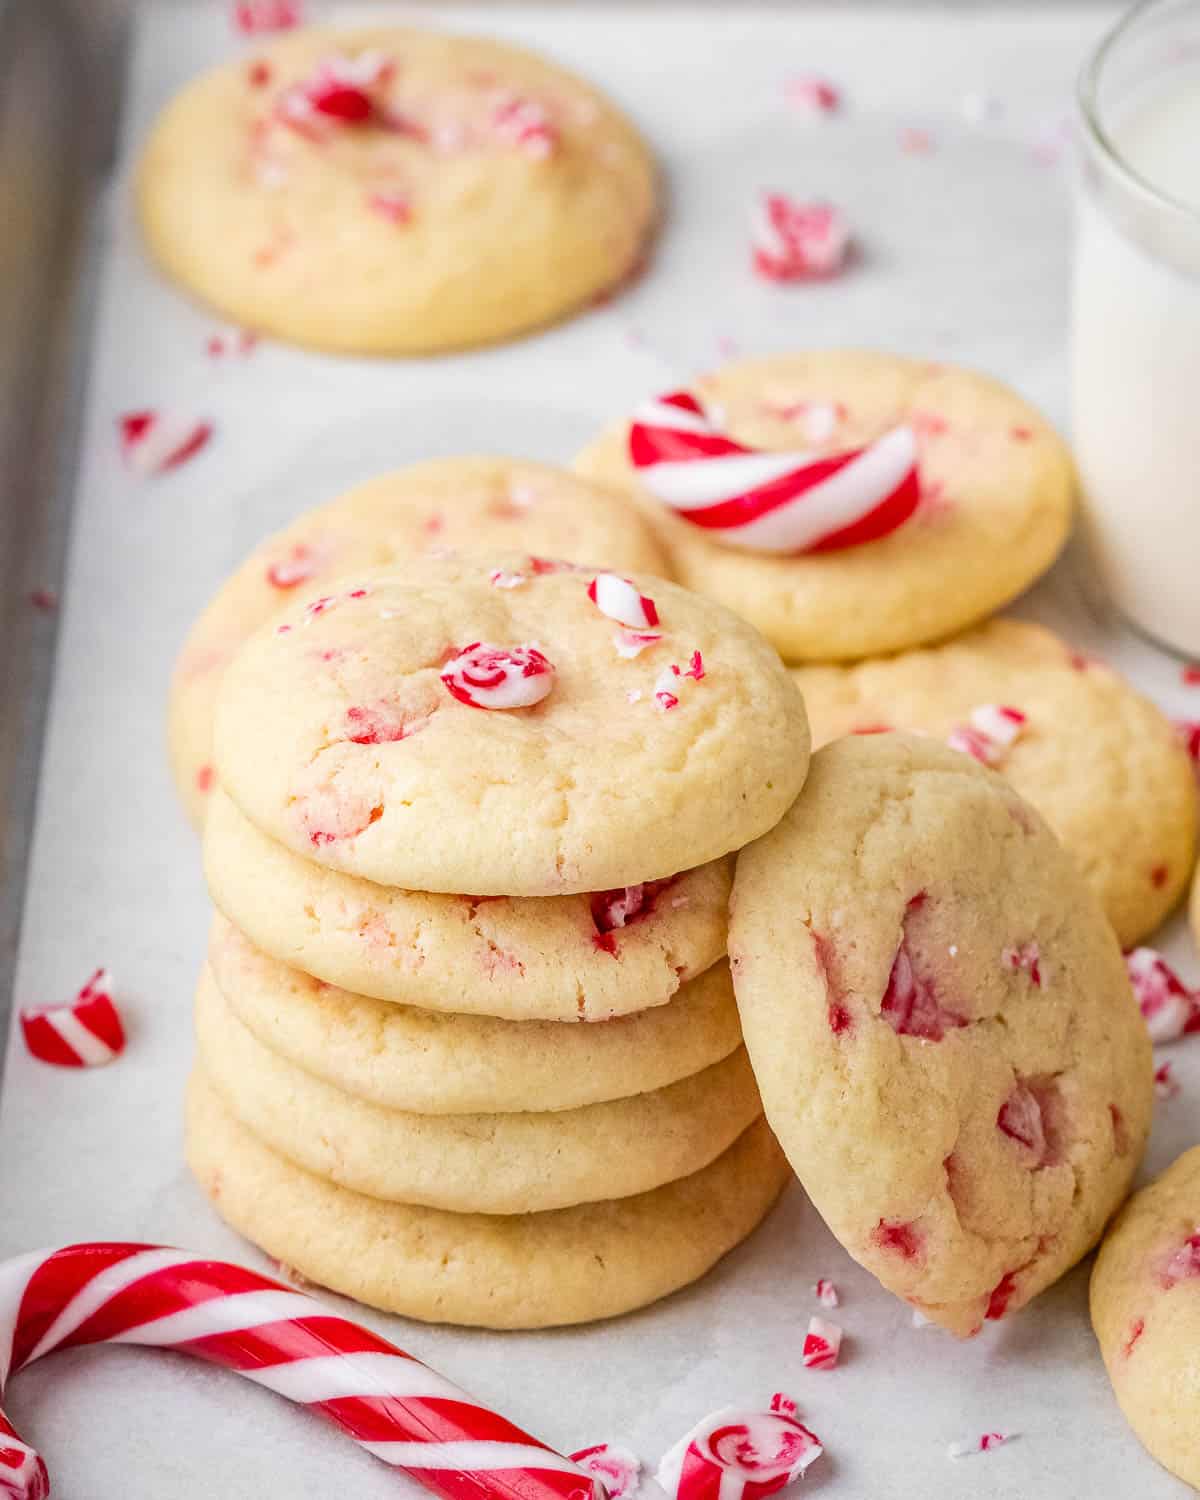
4, 2, 1197, 1495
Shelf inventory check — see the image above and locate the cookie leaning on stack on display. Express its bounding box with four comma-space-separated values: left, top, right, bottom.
189, 550, 810, 1327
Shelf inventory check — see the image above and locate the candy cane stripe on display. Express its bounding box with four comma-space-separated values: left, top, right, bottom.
0, 1243, 598, 1500
629, 388, 920, 556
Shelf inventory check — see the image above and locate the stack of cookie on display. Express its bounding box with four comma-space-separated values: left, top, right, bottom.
188, 550, 811, 1328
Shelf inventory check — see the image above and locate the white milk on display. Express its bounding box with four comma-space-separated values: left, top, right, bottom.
1071, 69, 1200, 656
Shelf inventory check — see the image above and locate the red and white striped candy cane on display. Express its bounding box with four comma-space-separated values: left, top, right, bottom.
628, 390, 920, 555
0, 1243, 601, 1500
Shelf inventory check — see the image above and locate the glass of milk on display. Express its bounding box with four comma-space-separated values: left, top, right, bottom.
1073, 0, 1200, 657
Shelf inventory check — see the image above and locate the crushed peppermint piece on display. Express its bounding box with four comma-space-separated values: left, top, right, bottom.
802, 1316, 842, 1370
277, 51, 393, 137
588, 573, 660, 629
947, 704, 1026, 766
655, 1394, 823, 1500
911, 1307, 933, 1328
997, 1083, 1046, 1162
368, 191, 412, 224
232, 0, 302, 33
814, 1279, 840, 1309
488, 569, 527, 590
653, 654, 703, 711
492, 95, 558, 157
1176, 720, 1200, 772
614, 630, 663, 659
20, 969, 125, 1068
784, 74, 841, 116
441, 642, 555, 710
571, 1445, 646, 1500
118, 411, 213, 477
1001, 941, 1042, 986
1155, 1062, 1180, 1101
1126, 947, 1200, 1043
266, 546, 318, 590
206, 327, 257, 358
948, 1433, 1013, 1460
751, 194, 851, 282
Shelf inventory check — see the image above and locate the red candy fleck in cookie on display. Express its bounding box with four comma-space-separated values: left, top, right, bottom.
784, 74, 841, 116
873, 1219, 922, 1260
343, 704, 427, 746
368, 191, 412, 224
277, 52, 393, 137
1160, 1232, 1200, 1289
1002, 941, 1041, 986
571, 1445, 644, 1500
654, 654, 704, 712
20, 970, 125, 1068
655, 1392, 824, 1500
802, 1316, 842, 1370
266, 546, 317, 590
232, 0, 302, 34
881, 917, 967, 1042
441, 643, 555, 710
997, 1083, 1046, 1162
751, 194, 851, 281
1122, 1317, 1145, 1358
488, 569, 527, 590
986, 1271, 1018, 1321
1125, 947, 1200, 1043
491, 96, 558, 158
195, 765, 215, 795
948, 1433, 1012, 1460
118, 411, 213, 477
587, 573, 660, 629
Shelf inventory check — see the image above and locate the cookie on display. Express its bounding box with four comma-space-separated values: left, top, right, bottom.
213, 552, 809, 895
793, 619, 1197, 947
574, 351, 1074, 661
196, 967, 761, 1213
187, 1072, 790, 1328
208, 915, 743, 1113
729, 734, 1152, 1337
204, 791, 731, 1020
1091, 1147, 1200, 1489
138, 27, 656, 354
169, 458, 668, 827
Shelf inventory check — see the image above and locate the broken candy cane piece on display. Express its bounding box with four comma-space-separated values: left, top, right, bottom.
571, 1445, 651, 1500
20, 970, 125, 1068
751, 195, 851, 281
0, 1243, 600, 1500
614, 630, 663, 659
489, 569, 527, 590
813, 1278, 840, 1309
1126, 947, 1200, 1043
654, 653, 705, 713
441, 643, 555, 710
946, 705, 1026, 766
947, 1433, 1012, 1460
655, 1393, 823, 1500
232, 0, 302, 33
801, 1317, 842, 1370
118, 412, 213, 477
996, 1084, 1046, 1161
266, 545, 318, 590
1001, 941, 1041, 986
277, 52, 393, 134
629, 389, 919, 556
491, 96, 558, 157
784, 75, 841, 116
588, 574, 660, 629
1155, 1062, 1180, 1101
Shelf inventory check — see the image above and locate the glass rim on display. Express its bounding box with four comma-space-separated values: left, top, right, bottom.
1077, 0, 1200, 224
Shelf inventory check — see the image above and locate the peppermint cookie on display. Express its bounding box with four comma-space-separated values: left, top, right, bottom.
187, 1073, 791, 1328
213, 553, 809, 895
138, 27, 656, 353
793, 619, 1197, 947
208, 915, 742, 1113
730, 734, 1152, 1337
205, 791, 730, 1020
196, 969, 760, 1213
169, 458, 667, 827
1091, 1148, 1200, 1488
574, 351, 1075, 661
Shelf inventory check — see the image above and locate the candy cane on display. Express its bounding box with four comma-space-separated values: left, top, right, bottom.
0, 1243, 601, 1500
628, 390, 920, 555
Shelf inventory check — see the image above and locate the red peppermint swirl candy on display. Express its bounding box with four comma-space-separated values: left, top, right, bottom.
656, 1395, 823, 1500
441, 643, 556, 710
628, 389, 920, 556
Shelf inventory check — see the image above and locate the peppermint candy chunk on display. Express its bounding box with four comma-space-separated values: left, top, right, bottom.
492, 96, 558, 158
656, 1393, 823, 1500
1155, 1062, 1180, 1101
948, 1433, 1012, 1460
802, 1317, 842, 1370
20, 970, 125, 1068
947, 704, 1027, 766
441, 643, 555, 710
489, 569, 527, 590
571, 1445, 654, 1500
653, 653, 704, 713
266, 545, 317, 590
232, 0, 302, 33
813, 1278, 840, 1309
784, 75, 841, 116
278, 51, 392, 134
751, 195, 851, 282
118, 411, 213, 477
1126, 947, 1200, 1043
629, 389, 919, 556
614, 630, 663, 659
588, 574, 660, 629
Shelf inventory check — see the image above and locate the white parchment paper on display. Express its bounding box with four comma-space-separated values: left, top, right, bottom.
4, 3, 1197, 1496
